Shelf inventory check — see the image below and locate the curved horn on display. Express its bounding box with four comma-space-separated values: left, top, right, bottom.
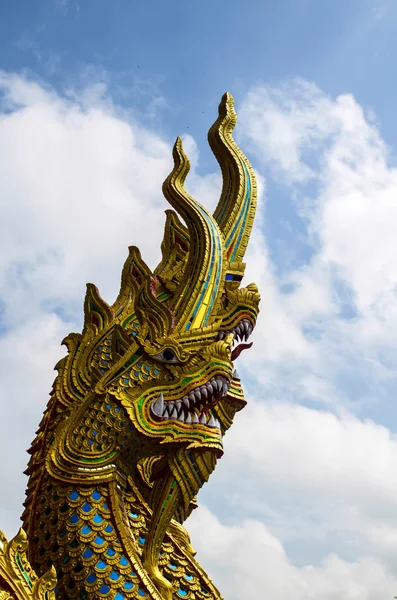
162, 137, 224, 332
208, 92, 257, 263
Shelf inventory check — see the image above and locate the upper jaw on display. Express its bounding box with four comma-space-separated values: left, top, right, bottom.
216, 318, 254, 344
150, 374, 229, 429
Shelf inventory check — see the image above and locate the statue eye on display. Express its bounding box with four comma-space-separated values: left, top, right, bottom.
157, 348, 177, 362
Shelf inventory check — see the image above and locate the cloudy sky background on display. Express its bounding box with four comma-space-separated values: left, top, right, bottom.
2, 1, 397, 598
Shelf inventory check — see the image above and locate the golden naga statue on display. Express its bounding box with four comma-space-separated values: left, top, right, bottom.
0, 93, 260, 600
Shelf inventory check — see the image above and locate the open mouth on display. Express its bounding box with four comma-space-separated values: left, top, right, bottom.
151, 375, 230, 428
217, 318, 254, 361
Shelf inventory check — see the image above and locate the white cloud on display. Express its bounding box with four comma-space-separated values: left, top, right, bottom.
188, 505, 397, 600
2, 71, 397, 599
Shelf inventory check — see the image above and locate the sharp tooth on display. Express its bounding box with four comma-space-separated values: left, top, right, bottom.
233, 369, 241, 380
182, 397, 190, 411
201, 386, 208, 399
178, 410, 185, 422
216, 379, 223, 392
207, 382, 213, 395
195, 389, 202, 401
215, 418, 220, 428
208, 414, 216, 427
171, 406, 178, 419
192, 413, 199, 424
222, 381, 229, 396
243, 321, 249, 333
218, 331, 225, 340
175, 400, 182, 415
153, 393, 164, 416
200, 412, 207, 424
186, 412, 192, 424
188, 392, 196, 403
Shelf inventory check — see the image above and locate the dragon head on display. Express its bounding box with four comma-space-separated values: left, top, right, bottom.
45, 94, 259, 595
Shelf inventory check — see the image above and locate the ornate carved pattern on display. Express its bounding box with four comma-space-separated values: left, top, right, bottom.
1, 93, 260, 600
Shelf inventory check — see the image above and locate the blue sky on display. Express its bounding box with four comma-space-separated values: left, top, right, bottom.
2, 1, 397, 599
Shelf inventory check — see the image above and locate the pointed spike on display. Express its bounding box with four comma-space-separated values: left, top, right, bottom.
153, 393, 164, 416
186, 413, 192, 424
208, 414, 216, 427
200, 412, 207, 425
193, 413, 199, 424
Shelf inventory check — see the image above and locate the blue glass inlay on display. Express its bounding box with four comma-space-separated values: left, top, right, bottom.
81, 525, 91, 535
69, 514, 79, 524
92, 490, 101, 500
83, 548, 93, 559
119, 556, 128, 566
123, 582, 134, 590
94, 535, 105, 545
138, 536, 145, 545
97, 560, 106, 570
184, 574, 193, 581
69, 491, 79, 501
115, 594, 125, 600
93, 430, 98, 436
103, 502, 109, 510
177, 590, 187, 598
99, 584, 110, 594
110, 570, 120, 581
169, 562, 177, 570
130, 512, 138, 519
82, 502, 91, 513
138, 589, 146, 597
104, 524, 113, 533
105, 548, 116, 557
93, 514, 103, 524
86, 572, 96, 584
